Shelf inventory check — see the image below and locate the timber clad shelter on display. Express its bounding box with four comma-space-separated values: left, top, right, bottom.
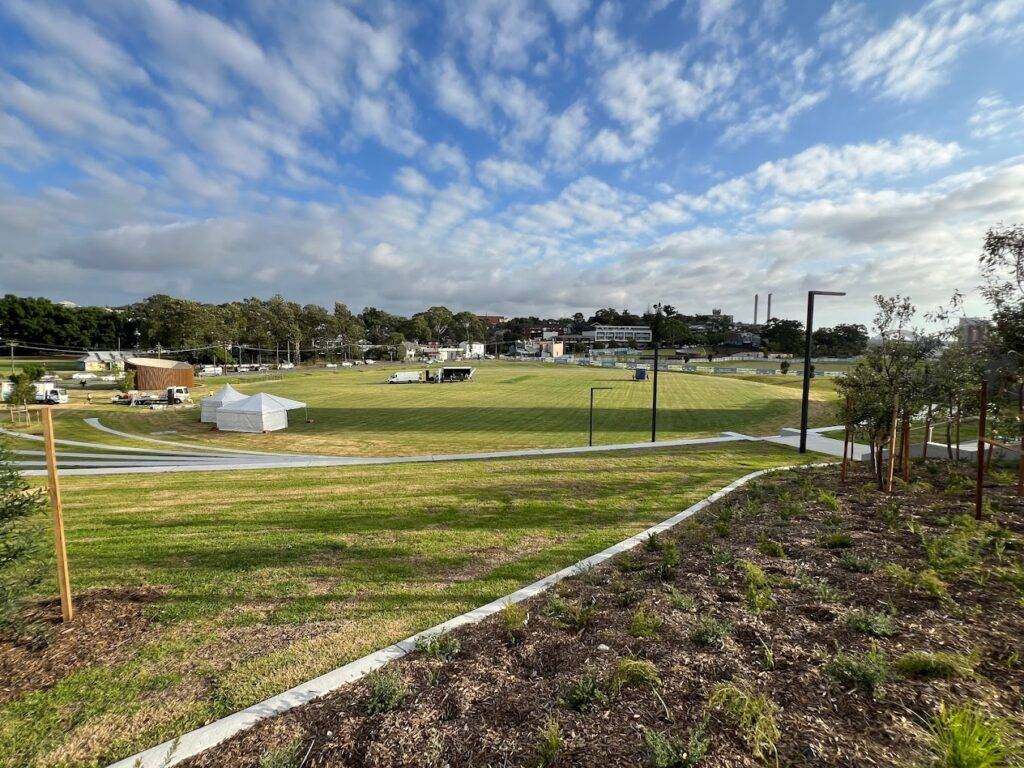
126, 357, 194, 390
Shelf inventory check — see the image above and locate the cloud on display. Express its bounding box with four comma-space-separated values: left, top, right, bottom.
843, 0, 1024, 100
969, 93, 1024, 140
477, 158, 545, 189
395, 166, 433, 195
721, 90, 827, 145
447, 0, 550, 71
547, 102, 589, 161
547, 0, 589, 24
433, 57, 488, 129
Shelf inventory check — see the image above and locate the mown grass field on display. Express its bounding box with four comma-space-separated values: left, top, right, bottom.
0, 442, 813, 768
23, 361, 839, 457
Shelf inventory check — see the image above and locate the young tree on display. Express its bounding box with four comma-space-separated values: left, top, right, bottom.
0, 442, 47, 635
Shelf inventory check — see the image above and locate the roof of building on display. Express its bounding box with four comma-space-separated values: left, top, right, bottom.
125, 357, 192, 369
78, 351, 131, 363
217, 392, 306, 413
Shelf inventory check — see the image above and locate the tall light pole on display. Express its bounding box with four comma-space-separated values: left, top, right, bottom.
651, 304, 664, 443
589, 386, 612, 447
800, 290, 846, 453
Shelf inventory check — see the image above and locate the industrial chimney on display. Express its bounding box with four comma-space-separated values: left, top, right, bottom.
754, 293, 759, 325
766, 293, 772, 323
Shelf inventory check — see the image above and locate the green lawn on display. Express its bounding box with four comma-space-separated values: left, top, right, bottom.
1, 441, 814, 768
19, 361, 838, 457
3, 357, 80, 375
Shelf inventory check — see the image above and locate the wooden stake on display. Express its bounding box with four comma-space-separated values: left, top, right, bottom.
975, 380, 987, 521
41, 407, 73, 622
1018, 382, 1023, 498
901, 413, 911, 482
886, 397, 899, 493
922, 404, 932, 460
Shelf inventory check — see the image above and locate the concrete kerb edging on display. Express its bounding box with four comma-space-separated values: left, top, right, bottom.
107, 461, 834, 768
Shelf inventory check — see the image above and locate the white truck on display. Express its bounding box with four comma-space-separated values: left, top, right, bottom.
34, 383, 69, 404
388, 371, 421, 384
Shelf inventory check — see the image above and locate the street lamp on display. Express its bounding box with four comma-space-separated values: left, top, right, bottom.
589, 386, 612, 447
799, 290, 846, 453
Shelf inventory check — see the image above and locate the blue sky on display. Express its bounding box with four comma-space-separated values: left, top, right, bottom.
1, 0, 1023, 326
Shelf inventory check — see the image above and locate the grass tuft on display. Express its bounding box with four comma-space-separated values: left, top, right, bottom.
258, 739, 305, 768
630, 605, 665, 639
689, 615, 731, 647
894, 651, 975, 680
825, 643, 887, 696
642, 724, 710, 768
923, 702, 1021, 768
365, 668, 408, 715
535, 717, 563, 767
415, 631, 461, 662
560, 673, 609, 712
845, 608, 898, 638
708, 682, 780, 759
610, 658, 661, 693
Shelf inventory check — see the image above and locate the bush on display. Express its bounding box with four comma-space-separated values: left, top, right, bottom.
630, 606, 664, 639
923, 702, 1022, 768
642, 725, 709, 768
365, 668, 407, 715
535, 717, 563, 767
689, 615, 731, 647
894, 651, 975, 680
825, 644, 887, 696
546, 595, 596, 633
610, 658, 660, 692
708, 682, 780, 759
756, 539, 786, 558
500, 602, 528, 643
0, 443, 48, 636
560, 673, 608, 712
666, 586, 696, 612
658, 545, 680, 581
415, 631, 461, 662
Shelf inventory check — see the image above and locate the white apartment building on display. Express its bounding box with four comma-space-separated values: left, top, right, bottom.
582, 325, 653, 343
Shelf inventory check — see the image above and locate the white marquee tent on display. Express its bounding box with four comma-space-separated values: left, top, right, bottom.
199, 383, 248, 423
215, 392, 307, 433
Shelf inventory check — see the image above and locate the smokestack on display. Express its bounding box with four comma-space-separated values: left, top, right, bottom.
766, 293, 772, 323
754, 293, 759, 325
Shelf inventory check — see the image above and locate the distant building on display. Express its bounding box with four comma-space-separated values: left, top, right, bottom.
398, 342, 420, 361
582, 325, 653, 343
538, 340, 564, 358
460, 341, 485, 358
476, 315, 508, 326
958, 317, 990, 350
57, 300, 79, 309
125, 357, 194, 390
78, 351, 130, 371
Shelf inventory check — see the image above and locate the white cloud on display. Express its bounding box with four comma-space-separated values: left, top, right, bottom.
721, 90, 827, 145
433, 57, 488, 129
843, 0, 1024, 100
697, 0, 741, 35
754, 135, 963, 195
447, 0, 550, 71
395, 167, 433, 195
969, 93, 1024, 140
547, 102, 589, 161
547, 0, 589, 23
477, 158, 545, 189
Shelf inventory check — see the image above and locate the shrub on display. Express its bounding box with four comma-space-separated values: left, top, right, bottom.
535, 717, 563, 767
658, 546, 681, 581
689, 615, 731, 647
500, 602, 528, 643
738, 560, 775, 615
630, 606, 664, 639
825, 644, 887, 696
365, 668, 408, 715
0, 443, 48, 637
617, 552, 644, 573
415, 631, 461, 662
894, 651, 975, 680
923, 702, 1022, 768
756, 539, 786, 558
817, 490, 842, 511
666, 586, 696, 613
560, 673, 608, 712
884, 564, 949, 600
708, 682, 780, 759
819, 531, 854, 549
642, 725, 709, 768
644, 532, 663, 552
845, 609, 898, 638
610, 658, 660, 692
546, 595, 596, 633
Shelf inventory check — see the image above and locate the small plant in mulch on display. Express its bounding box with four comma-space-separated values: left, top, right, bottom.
844, 608, 898, 638
258, 739, 306, 768
500, 602, 529, 644
825, 643, 888, 696
708, 681, 780, 759
642, 723, 709, 768
644, 532, 664, 552
689, 615, 731, 647
921, 702, 1023, 768
617, 552, 644, 573
884, 564, 949, 600
364, 668, 408, 715
609, 658, 660, 693
534, 716, 563, 767
630, 605, 664, 639
666, 586, 696, 613
794, 574, 842, 603
893, 651, 975, 680
738, 560, 776, 615
756, 538, 786, 558
657, 545, 681, 581
819, 531, 854, 549
560, 672, 608, 712
817, 489, 842, 512
545, 594, 596, 633
839, 553, 876, 573
415, 631, 461, 662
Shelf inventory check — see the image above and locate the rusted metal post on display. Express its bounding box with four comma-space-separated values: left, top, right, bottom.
41, 407, 73, 622
975, 380, 987, 520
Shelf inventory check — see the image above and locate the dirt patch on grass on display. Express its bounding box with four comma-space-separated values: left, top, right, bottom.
0, 586, 166, 702
181, 463, 1024, 768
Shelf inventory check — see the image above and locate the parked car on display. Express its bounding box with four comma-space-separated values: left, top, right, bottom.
325, 363, 338, 369
278, 362, 295, 370
71, 372, 97, 380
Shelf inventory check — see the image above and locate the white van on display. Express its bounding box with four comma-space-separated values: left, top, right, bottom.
388, 371, 421, 384
34, 383, 69, 404
197, 365, 223, 377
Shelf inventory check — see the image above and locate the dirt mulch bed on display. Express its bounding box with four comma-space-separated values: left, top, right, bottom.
181, 464, 1024, 767
0, 586, 165, 702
